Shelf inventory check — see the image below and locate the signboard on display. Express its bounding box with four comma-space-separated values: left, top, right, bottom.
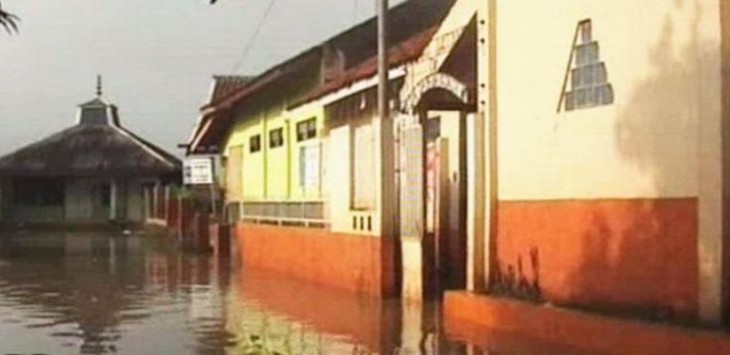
183, 158, 214, 185
401, 73, 469, 114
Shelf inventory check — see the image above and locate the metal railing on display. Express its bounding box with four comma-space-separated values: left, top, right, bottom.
227, 200, 328, 229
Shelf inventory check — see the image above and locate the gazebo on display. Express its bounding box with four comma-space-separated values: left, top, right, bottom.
0, 78, 180, 227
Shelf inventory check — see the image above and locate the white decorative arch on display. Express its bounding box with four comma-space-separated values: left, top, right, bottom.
400, 72, 470, 114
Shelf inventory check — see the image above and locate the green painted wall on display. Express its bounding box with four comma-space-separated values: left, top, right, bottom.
222, 67, 323, 203
228, 111, 266, 200
288, 105, 325, 201
264, 108, 288, 200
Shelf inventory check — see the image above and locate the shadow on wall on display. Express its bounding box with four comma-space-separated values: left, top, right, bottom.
496, 0, 717, 324
563, 0, 715, 322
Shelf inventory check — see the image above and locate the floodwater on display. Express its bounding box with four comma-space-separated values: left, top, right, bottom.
0, 232, 587, 355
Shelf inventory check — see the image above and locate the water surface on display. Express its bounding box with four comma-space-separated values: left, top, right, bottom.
0, 232, 586, 354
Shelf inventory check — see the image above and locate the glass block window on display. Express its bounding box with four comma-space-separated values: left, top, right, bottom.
563, 19, 614, 111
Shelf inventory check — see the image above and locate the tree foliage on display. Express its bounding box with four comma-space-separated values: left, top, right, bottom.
0, 1, 19, 34
0, 0, 223, 35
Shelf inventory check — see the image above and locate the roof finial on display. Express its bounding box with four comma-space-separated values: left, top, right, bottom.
96, 74, 102, 97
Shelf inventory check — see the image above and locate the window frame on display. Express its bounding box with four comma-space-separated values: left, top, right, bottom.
249, 134, 262, 153
269, 127, 285, 149
562, 19, 614, 112
296, 118, 317, 142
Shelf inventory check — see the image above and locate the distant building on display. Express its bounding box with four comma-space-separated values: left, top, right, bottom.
0, 79, 181, 227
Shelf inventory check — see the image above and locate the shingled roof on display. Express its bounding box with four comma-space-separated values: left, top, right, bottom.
209, 75, 254, 106
0, 93, 180, 177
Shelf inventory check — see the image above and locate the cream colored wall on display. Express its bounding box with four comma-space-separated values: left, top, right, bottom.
493, 0, 725, 323
328, 125, 351, 233
496, 0, 721, 201
322, 114, 377, 236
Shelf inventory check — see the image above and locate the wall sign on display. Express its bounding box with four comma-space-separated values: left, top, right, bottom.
401, 73, 470, 113
183, 158, 214, 185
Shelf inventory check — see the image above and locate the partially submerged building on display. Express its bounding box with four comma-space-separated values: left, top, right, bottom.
0, 80, 181, 227
189, 0, 730, 327
188, 0, 455, 297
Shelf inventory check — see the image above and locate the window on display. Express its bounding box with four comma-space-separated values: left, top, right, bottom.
561, 19, 614, 111
269, 128, 284, 148
352, 123, 375, 210
249, 134, 261, 153
14, 178, 64, 206
299, 144, 320, 192
226, 145, 244, 201
296, 118, 317, 142
94, 183, 111, 208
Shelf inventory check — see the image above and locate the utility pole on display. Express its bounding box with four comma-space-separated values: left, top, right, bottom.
377, 0, 389, 124
376, 0, 397, 295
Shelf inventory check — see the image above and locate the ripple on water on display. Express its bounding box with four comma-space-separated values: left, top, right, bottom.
0, 233, 555, 355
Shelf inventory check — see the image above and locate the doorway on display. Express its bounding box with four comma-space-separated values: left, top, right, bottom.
91, 182, 111, 220
399, 83, 474, 300
424, 112, 467, 293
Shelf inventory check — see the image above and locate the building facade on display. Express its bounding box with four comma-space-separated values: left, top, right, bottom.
190, 0, 730, 325
188, 0, 454, 297
0, 82, 181, 227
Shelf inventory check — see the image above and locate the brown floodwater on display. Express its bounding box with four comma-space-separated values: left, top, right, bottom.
0, 232, 588, 355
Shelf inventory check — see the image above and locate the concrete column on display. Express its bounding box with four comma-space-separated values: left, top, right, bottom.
399, 118, 425, 302
466, 113, 485, 292
153, 181, 160, 219
465, 0, 494, 292
143, 186, 151, 221
702, 0, 730, 324
164, 185, 171, 222
110, 179, 118, 221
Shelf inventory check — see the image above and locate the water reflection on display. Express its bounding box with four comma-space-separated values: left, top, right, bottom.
0, 232, 585, 354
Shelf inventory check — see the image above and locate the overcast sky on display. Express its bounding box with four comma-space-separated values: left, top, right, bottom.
0, 0, 399, 157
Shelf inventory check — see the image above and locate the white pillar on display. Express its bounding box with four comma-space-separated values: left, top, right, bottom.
466, 112, 486, 292
465, 0, 494, 292
399, 120, 425, 301
152, 181, 160, 219
110, 179, 118, 221
696, 0, 728, 324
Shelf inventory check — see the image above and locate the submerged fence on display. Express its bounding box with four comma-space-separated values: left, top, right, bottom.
142, 184, 230, 256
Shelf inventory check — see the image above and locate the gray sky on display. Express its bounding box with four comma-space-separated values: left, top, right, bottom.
0, 0, 395, 157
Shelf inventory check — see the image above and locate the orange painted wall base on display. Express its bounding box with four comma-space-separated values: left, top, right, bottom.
444, 292, 730, 355
496, 198, 698, 319
235, 223, 397, 297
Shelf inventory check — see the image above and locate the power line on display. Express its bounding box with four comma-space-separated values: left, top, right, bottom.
352, 0, 359, 22
230, 0, 279, 74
